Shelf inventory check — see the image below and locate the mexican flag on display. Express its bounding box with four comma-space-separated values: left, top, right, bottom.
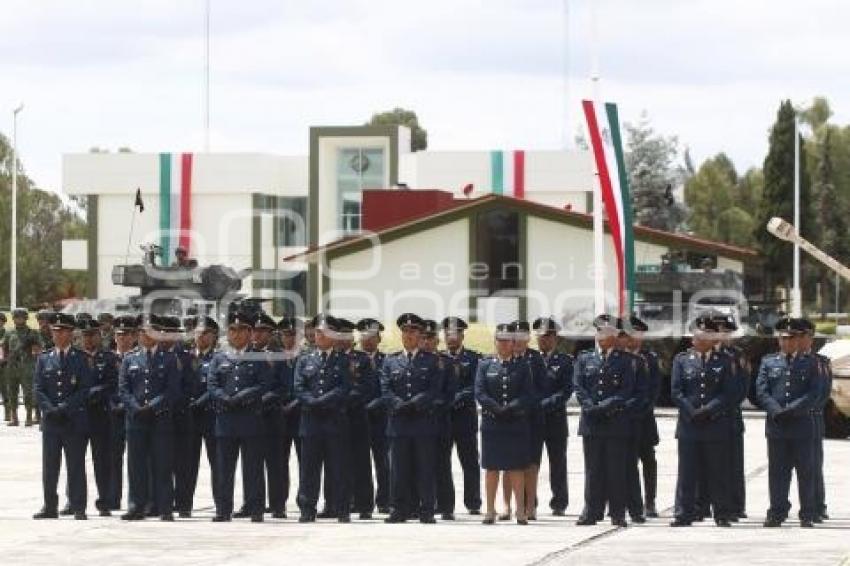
582, 100, 635, 314
158, 152, 194, 263
489, 149, 526, 198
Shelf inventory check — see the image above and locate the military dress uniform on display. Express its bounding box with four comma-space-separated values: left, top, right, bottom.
341, 346, 378, 517
381, 345, 442, 523
475, 355, 535, 471
80, 328, 121, 515
184, 343, 219, 514
813, 351, 832, 521
756, 349, 821, 526
574, 345, 638, 526
434, 346, 458, 519
294, 346, 351, 521
444, 345, 482, 514
108, 315, 139, 510
365, 348, 389, 511
0, 315, 7, 421
33, 330, 92, 519
538, 348, 574, 514
259, 344, 290, 518
208, 344, 274, 521
670, 346, 736, 526
630, 348, 661, 516
119, 342, 182, 520
279, 346, 302, 514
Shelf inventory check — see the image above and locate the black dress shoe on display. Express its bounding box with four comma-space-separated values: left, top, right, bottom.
611, 518, 628, 528
179, 511, 191, 519
738, 512, 748, 519
670, 518, 691, 527
631, 514, 646, 524
233, 509, 250, 519
800, 519, 815, 528
468, 508, 481, 515
645, 503, 658, 518
298, 513, 316, 523
385, 513, 407, 523
33, 509, 58, 519
441, 512, 455, 521
60, 506, 73, 516
821, 512, 830, 521
377, 506, 390, 514
420, 515, 436, 524
121, 511, 145, 521
272, 511, 287, 519
74, 512, 88, 520
160, 514, 174, 522
715, 518, 731, 527
251, 514, 264, 523
576, 517, 597, 526
212, 515, 231, 522
359, 512, 372, 520
552, 509, 566, 517
813, 516, 823, 524
337, 514, 351, 523
729, 516, 739, 523
763, 518, 782, 528
145, 509, 159, 518
317, 509, 337, 519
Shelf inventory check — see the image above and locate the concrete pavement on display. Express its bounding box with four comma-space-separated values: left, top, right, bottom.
0, 411, 847, 565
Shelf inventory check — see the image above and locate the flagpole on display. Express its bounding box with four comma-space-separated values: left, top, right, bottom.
204, 0, 211, 152
124, 190, 139, 267
590, 0, 605, 316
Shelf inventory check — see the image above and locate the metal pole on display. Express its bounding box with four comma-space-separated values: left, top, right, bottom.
792, 116, 801, 316
562, 0, 571, 150
591, 0, 605, 315
10, 104, 23, 310
204, 0, 210, 152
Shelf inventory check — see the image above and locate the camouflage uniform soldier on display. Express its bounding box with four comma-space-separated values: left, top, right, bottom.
37, 310, 56, 351
1, 309, 44, 426
0, 312, 8, 421
98, 313, 117, 352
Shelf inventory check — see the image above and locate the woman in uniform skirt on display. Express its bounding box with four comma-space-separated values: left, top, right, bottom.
475, 323, 535, 525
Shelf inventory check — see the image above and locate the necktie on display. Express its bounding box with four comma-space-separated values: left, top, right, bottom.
786, 353, 793, 366
407, 352, 413, 364
59, 350, 66, 368
321, 351, 328, 365
146, 349, 153, 366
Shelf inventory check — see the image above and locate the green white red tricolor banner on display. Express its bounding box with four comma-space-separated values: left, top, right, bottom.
582, 100, 635, 315
158, 152, 194, 262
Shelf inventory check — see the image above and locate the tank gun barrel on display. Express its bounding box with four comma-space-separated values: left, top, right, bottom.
767, 217, 850, 283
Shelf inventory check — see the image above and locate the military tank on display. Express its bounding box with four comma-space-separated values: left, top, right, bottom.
110, 243, 249, 318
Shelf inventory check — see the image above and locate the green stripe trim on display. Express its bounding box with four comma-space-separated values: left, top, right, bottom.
605, 103, 636, 312
87, 195, 98, 297
490, 150, 504, 195
159, 153, 171, 262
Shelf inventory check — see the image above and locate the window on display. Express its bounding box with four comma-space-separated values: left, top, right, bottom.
336, 147, 385, 235
473, 209, 521, 295
275, 197, 307, 247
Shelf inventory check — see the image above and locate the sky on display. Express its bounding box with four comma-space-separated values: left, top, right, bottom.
2, 0, 848, 193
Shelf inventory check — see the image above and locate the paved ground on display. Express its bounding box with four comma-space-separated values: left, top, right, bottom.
0, 410, 848, 565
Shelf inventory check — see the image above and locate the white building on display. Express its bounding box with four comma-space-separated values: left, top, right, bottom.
62, 123, 759, 322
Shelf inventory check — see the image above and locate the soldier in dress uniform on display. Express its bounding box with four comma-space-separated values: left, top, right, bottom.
78, 315, 120, 516
231, 311, 285, 519
441, 316, 482, 516
98, 313, 117, 352
756, 317, 820, 528
108, 314, 139, 510
332, 317, 377, 520
618, 315, 661, 519
302, 318, 317, 353
615, 315, 652, 523
532, 316, 574, 517
712, 311, 750, 521
476, 322, 534, 525
37, 309, 56, 351
421, 319, 455, 520
294, 314, 352, 523
359, 318, 390, 513
209, 310, 275, 522
670, 314, 736, 527
506, 320, 546, 521
33, 314, 92, 520
2, 308, 43, 426
381, 313, 441, 524
119, 315, 182, 521
183, 316, 220, 516
574, 314, 638, 527
278, 316, 303, 517
794, 318, 831, 523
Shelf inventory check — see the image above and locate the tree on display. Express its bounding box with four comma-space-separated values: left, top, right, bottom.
0, 132, 88, 308
624, 112, 687, 231
754, 100, 813, 295
685, 154, 738, 239
365, 108, 428, 151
